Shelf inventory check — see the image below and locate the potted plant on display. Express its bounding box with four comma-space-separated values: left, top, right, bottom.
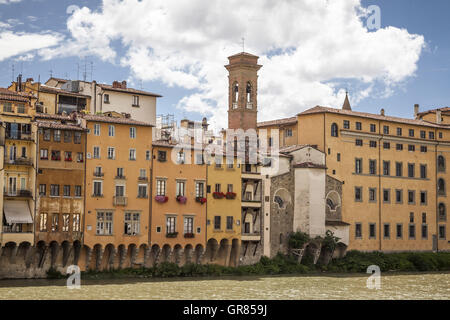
176, 195, 187, 204
212, 192, 225, 199
195, 197, 207, 204
155, 195, 168, 203
225, 192, 237, 199
166, 232, 178, 238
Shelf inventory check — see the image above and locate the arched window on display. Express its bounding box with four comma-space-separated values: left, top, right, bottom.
233, 82, 238, 101
246, 82, 252, 103
438, 203, 446, 221
331, 123, 338, 137
438, 178, 446, 196
279, 233, 283, 245
438, 155, 446, 172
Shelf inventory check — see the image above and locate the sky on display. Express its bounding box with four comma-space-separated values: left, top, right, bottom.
0, 0, 449, 132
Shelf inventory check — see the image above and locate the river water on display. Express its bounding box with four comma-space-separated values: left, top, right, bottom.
0, 273, 448, 300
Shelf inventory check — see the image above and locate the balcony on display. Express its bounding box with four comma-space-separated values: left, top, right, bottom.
166, 232, 178, 238
115, 175, 126, 180
184, 233, 195, 238
6, 133, 33, 142
93, 171, 104, 177
4, 189, 33, 198
113, 196, 127, 206
5, 157, 33, 166
241, 232, 261, 241
138, 176, 148, 182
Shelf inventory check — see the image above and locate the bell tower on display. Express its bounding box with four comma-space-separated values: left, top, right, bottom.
225, 52, 262, 131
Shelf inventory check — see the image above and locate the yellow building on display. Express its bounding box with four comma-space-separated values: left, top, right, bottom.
81, 112, 153, 270
205, 155, 242, 266
257, 116, 298, 148
0, 88, 36, 248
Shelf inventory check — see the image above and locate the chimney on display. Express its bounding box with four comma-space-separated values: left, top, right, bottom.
414, 104, 419, 119
380, 108, 385, 116
121, 81, 127, 89
112, 81, 120, 88
437, 110, 442, 124
17, 74, 23, 92
26, 78, 34, 83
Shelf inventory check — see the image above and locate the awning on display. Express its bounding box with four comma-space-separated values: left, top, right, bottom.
3, 200, 33, 224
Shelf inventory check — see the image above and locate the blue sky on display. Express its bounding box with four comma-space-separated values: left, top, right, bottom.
0, 0, 449, 130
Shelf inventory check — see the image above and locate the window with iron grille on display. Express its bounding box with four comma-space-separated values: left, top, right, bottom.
125, 213, 140, 235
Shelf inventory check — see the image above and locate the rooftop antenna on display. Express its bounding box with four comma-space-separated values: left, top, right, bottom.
241, 37, 245, 52
83, 57, 87, 82
49, 69, 53, 78
77, 62, 80, 80
90, 61, 94, 81
11, 64, 15, 82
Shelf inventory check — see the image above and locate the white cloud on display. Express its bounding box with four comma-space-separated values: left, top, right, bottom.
0, 0, 22, 4
0, 31, 62, 61
47, 0, 425, 131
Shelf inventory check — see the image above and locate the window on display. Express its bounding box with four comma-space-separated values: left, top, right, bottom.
125, 212, 140, 235
40, 149, 48, 160
422, 212, 427, 223
337, 153, 341, 162
370, 124, 376, 132
439, 203, 447, 221
383, 126, 389, 134
214, 216, 221, 230
429, 132, 435, 140
184, 217, 194, 234
63, 185, 70, 197
355, 223, 362, 238
54, 130, 61, 142
408, 190, 415, 205
73, 213, 80, 232
128, 149, 136, 160
383, 142, 390, 149
409, 224, 416, 239
438, 156, 445, 172
396, 162, 402, 177
176, 181, 185, 197
355, 187, 362, 202
146, 150, 151, 160
93, 181, 103, 197
396, 128, 402, 136
408, 145, 415, 152
343, 120, 350, 129
408, 163, 415, 178
50, 184, 59, 196
285, 128, 293, 137
369, 223, 376, 239
369, 160, 377, 174
383, 161, 390, 176
268, 137, 273, 147
356, 122, 362, 130
196, 182, 205, 198
158, 150, 167, 162
409, 129, 415, 137
438, 178, 446, 196
39, 184, 46, 196
94, 124, 101, 136
420, 165, 427, 179
369, 188, 376, 202
64, 131, 72, 143
51, 150, 61, 161
43, 129, 51, 141
138, 184, 147, 198
215, 184, 221, 193
396, 144, 403, 151
395, 190, 402, 204
383, 189, 390, 203
166, 216, 176, 234
439, 225, 446, 239
420, 130, 426, 139
410, 212, 415, 223
93, 146, 100, 159
369, 141, 377, 148
107, 147, 115, 160
227, 184, 233, 193
97, 211, 113, 235
226, 216, 233, 230
64, 151, 72, 161
331, 123, 338, 137
75, 185, 82, 197
108, 125, 115, 137
439, 132, 443, 139
39, 213, 47, 232
104, 94, 110, 103
62, 214, 70, 232
396, 224, 403, 239
132, 95, 140, 106
139, 169, 146, 179
355, 158, 362, 174
74, 132, 81, 144
51, 213, 59, 232
130, 127, 136, 138
384, 224, 390, 239
3, 102, 12, 112
77, 152, 84, 163
115, 185, 125, 197
355, 139, 363, 146
420, 146, 427, 153
156, 179, 166, 196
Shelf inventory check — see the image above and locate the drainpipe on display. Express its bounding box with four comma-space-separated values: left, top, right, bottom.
82, 128, 87, 245
378, 120, 382, 251
149, 146, 154, 247
435, 137, 439, 252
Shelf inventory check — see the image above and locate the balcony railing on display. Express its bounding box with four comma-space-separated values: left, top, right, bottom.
115, 175, 126, 180
93, 171, 104, 177
6, 133, 33, 141
113, 196, 127, 206
6, 158, 33, 166
4, 189, 33, 197
138, 176, 148, 182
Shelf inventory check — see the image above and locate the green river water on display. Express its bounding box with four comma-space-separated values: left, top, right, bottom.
0, 273, 448, 300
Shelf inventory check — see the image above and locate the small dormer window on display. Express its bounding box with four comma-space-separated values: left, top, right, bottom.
104, 94, 110, 103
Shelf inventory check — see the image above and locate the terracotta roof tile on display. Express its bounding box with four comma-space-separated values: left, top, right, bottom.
257, 116, 297, 128
98, 84, 162, 97
293, 162, 327, 169
83, 114, 154, 127
36, 120, 86, 131
0, 88, 31, 103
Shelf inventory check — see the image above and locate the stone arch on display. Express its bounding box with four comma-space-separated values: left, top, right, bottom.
273, 188, 291, 211
326, 190, 341, 213
246, 81, 252, 103
3, 242, 17, 264
60, 240, 72, 268
161, 244, 172, 263
229, 239, 240, 267
72, 240, 82, 266
194, 244, 204, 264
438, 178, 446, 195
35, 240, 47, 268
205, 238, 219, 263
89, 244, 102, 270
439, 202, 447, 221
115, 244, 126, 269
149, 244, 161, 267
49, 241, 60, 268
125, 244, 137, 268
334, 242, 348, 259
331, 123, 338, 137
217, 239, 230, 266
303, 241, 322, 265
100, 244, 115, 271
232, 81, 239, 104
136, 244, 148, 267
183, 244, 193, 265
77, 245, 91, 271
173, 244, 183, 265
17, 241, 32, 267
438, 155, 446, 172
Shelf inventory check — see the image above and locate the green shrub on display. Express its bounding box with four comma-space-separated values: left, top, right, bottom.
288, 231, 310, 249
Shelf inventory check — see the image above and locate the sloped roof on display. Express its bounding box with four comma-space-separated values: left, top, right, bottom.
83, 114, 154, 127
0, 88, 31, 103
257, 116, 297, 128
98, 84, 162, 97
36, 120, 86, 131
293, 162, 327, 169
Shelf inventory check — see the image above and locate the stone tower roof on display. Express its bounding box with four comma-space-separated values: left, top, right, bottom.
342, 92, 351, 111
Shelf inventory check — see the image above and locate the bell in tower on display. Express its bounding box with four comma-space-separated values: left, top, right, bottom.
225, 52, 262, 131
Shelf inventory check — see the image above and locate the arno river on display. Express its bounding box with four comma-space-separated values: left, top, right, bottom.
0, 273, 448, 299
